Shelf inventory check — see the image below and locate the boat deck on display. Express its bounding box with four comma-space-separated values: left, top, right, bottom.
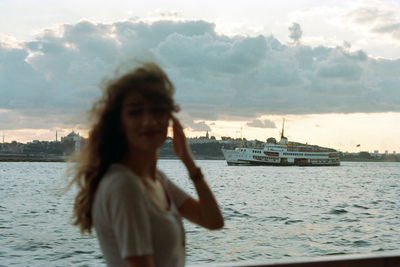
189, 253, 400, 267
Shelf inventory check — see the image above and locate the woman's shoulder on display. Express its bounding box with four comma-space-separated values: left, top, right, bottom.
156, 169, 182, 192
156, 169, 173, 186
100, 163, 144, 194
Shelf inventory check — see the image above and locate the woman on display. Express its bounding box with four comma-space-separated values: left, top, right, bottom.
70, 62, 224, 267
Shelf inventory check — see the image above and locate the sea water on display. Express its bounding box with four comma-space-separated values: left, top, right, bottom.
0, 160, 399, 266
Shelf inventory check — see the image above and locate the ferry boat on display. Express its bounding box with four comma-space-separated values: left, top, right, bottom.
221, 121, 340, 166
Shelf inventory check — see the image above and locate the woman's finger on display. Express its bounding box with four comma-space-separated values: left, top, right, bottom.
171, 115, 183, 129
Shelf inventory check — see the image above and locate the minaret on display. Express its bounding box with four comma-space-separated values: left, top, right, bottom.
281, 119, 285, 139
206, 131, 209, 139
279, 119, 288, 144
56, 130, 58, 142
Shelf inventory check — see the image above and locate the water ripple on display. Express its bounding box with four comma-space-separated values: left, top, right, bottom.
0, 161, 399, 265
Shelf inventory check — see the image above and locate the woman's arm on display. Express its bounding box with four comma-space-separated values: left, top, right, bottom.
171, 116, 224, 230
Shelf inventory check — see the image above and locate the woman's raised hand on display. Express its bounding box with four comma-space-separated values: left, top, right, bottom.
171, 116, 196, 171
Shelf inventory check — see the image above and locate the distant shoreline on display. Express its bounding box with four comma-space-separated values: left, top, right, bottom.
0, 153, 225, 162
0, 155, 398, 163
0, 153, 67, 162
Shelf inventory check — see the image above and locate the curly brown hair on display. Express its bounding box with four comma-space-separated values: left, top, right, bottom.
69, 62, 179, 234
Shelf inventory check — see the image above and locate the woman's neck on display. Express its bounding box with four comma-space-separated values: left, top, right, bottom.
121, 149, 159, 181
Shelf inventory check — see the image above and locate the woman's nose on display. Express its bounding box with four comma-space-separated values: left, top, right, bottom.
141, 110, 158, 125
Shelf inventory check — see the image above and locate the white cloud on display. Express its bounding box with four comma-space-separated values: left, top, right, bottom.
247, 119, 276, 128
0, 19, 399, 132
372, 23, 400, 40
185, 121, 211, 132
344, 1, 400, 40
288, 22, 302, 44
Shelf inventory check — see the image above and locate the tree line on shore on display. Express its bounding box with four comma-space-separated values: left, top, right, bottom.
0, 139, 398, 162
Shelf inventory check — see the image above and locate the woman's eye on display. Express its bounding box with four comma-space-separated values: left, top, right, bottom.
152, 108, 170, 115
127, 109, 143, 116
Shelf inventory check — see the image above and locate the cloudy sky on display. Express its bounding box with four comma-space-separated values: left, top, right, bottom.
0, 0, 399, 152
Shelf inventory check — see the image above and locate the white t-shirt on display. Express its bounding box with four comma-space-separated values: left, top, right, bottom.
92, 163, 189, 267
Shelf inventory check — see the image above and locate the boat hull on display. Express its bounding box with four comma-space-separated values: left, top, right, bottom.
222, 121, 340, 167
222, 148, 340, 167
227, 160, 340, 166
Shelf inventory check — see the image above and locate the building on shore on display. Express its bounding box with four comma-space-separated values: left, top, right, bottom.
188, 131, 218, 144
0, 141, 24, 153
61, 131, 83, 152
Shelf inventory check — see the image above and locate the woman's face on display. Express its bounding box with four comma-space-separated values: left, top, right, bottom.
120, 87, 171, 153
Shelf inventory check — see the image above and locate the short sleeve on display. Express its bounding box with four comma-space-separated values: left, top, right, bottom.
158, 171, 190, 208
107, 175, 153, 259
